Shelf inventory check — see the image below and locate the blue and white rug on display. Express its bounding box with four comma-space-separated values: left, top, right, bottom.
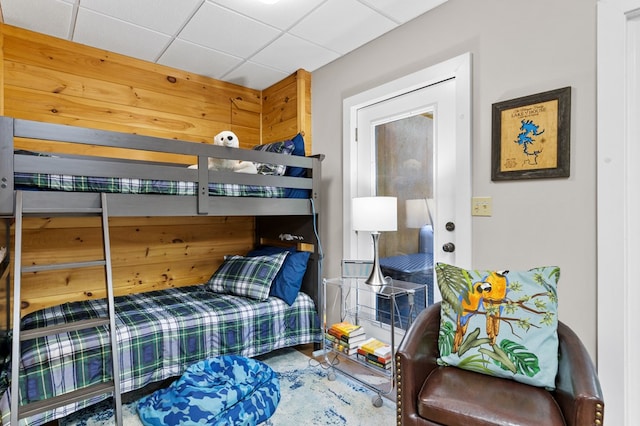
61, 348, 395, 425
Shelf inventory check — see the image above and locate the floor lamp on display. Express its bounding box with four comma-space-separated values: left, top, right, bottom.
352, 196, 397, 288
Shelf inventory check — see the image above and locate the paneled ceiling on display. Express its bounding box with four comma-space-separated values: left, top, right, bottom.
0, 0, 446, 90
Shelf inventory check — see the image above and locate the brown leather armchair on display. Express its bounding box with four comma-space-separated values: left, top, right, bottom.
395, 302, 604, 426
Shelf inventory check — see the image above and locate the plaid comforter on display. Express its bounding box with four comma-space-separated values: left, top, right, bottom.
0, 285, 321, 425
14, 173, 287, 198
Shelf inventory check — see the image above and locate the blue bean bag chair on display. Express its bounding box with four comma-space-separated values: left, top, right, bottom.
137, 355, 280, 426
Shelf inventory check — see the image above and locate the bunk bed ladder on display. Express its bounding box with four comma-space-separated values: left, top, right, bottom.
10, 191, 123, 425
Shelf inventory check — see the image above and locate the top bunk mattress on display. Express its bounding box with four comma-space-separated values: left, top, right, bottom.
14, 172, 307, 198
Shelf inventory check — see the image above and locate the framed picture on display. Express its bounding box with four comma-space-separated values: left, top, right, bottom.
491, 87, 571, 181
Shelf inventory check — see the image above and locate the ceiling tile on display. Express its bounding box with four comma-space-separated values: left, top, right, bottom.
210, 0, 326, 30
222, 61, 289, 91
290, 0, 397, 54
359, 0, 447, 23
0, 0, 73, 39
178, 2, 281, 58
158, 39, 243, 80
251, 33, 340, 73
74, 8, 171, 62
0, 0, 447, 89
78, 0, 203, 35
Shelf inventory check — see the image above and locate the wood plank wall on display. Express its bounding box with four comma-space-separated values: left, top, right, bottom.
262, 69, 312, 152
0, 24, 312, 321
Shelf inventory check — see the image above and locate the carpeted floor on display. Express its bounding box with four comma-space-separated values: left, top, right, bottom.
61, 347, 396, 425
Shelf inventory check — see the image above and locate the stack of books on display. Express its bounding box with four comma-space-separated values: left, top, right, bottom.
357, 337, 392, 370
325, 321, 367, 355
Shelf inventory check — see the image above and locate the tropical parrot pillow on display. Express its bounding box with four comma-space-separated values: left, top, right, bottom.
435, 263, 560, 389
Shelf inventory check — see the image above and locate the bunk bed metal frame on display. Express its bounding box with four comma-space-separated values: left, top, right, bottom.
0, 117, 322, 218
0, 116, 324, 425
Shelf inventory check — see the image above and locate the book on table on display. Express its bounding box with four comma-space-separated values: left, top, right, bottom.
327, 321, 367, 345
358, 337, 392, 359
328, 321, 365, 338
356, 352, 391, 370
325, 332, 364, 348
325, 335, 359, 355
326, 329, 368, 346
356, 347, 391, 365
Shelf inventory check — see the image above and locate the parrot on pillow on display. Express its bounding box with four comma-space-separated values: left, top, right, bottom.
453, 270, 509, 352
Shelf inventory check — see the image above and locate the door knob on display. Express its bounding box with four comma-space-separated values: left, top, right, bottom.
442, 242, 455, 252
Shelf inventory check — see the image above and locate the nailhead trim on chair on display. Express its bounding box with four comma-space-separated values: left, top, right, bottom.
594, 403, 603, 425
396, 355, 402, 425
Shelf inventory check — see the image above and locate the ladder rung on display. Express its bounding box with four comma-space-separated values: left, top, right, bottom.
22, 260, 106, 273
18, 381, 116, 420
20, 318, 110, 341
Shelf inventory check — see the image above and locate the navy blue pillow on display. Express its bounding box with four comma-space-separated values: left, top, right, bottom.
284, 133, 307, 178
247, 245, 311, 305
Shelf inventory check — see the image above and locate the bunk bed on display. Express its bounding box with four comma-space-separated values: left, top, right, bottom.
0, 117, 324, 425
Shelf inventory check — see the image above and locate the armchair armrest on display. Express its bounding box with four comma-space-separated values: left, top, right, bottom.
396, 302, 442, 426
553, 321, 605, 426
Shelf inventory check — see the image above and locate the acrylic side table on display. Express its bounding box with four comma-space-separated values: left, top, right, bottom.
322, 277, 423, 407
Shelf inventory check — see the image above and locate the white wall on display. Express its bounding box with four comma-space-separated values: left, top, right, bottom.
312, 0, 597, 358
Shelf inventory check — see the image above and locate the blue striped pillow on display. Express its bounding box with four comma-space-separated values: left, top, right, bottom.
206, 252, 288, 300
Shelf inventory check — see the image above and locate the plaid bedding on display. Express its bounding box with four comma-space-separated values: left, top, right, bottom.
0, 285, 322, 426
14, 173, 287, 198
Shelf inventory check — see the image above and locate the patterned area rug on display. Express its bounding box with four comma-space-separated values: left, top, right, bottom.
61, 348, 396, 425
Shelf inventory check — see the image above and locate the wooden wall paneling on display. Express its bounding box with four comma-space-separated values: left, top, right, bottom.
107, 218, 254, 267
230, 97, 262, 149
4, 61, 234, 125
0, 25, 261, 107
18, 258, 218, 316
13, 216, 255, 317
0, 25, 4, 115
297, 70, 312, 153
262, 73, 300, 142
4, 85, 224, 140
0, 24, 262, 143
18, 217, 254, 266
261, 69, 312, 151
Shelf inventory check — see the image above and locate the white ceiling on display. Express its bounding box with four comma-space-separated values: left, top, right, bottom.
0, 0, 446, 90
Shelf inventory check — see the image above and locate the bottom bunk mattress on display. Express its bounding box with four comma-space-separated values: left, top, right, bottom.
0, 284, 322, 426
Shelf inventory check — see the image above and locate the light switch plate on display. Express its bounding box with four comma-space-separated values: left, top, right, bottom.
472, 197, 492, 216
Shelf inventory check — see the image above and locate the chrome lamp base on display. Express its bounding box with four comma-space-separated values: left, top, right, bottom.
365, 232, 389, 289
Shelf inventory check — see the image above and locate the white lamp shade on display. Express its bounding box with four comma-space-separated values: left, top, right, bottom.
352, 197, 397, 232
405, 199, 431, 228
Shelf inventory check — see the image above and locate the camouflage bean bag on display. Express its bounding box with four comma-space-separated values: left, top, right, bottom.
137, 356, 280, 425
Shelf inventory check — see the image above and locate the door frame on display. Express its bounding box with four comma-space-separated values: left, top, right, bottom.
597, 1, 640, 424
342, 52, 472, 283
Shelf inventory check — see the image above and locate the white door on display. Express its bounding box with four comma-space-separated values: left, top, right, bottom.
343, 53, 472, 304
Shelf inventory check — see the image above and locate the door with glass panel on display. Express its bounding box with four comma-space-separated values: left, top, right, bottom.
346, 75, 471, 326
